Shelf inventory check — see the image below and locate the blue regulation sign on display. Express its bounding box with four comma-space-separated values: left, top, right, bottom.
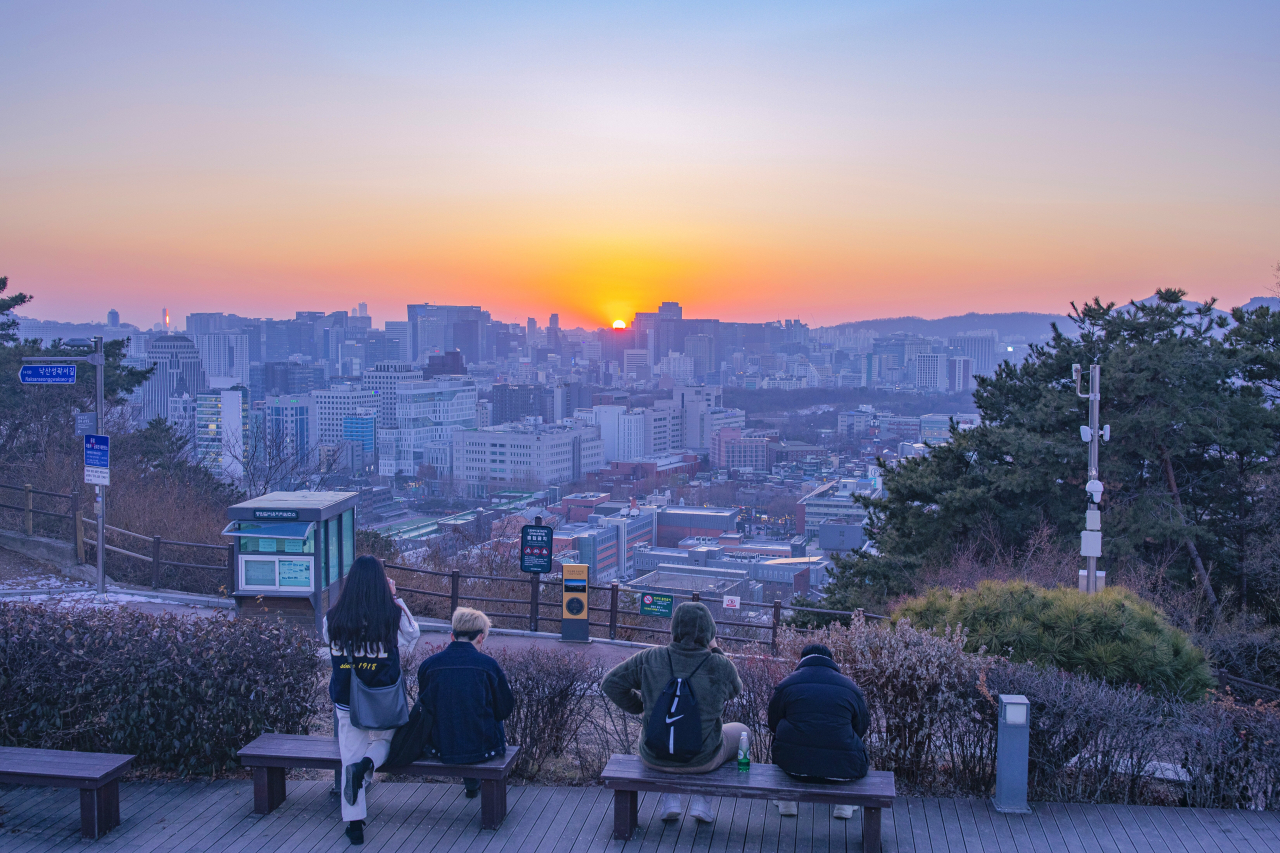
19, 364, 76, 384
84, 434, 110, 469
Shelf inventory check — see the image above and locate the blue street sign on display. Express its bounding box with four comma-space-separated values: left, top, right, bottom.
84, 435, 110, 469
19, 364, 76, 384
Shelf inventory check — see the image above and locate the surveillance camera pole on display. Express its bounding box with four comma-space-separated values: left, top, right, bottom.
1074, 363, 1102, 594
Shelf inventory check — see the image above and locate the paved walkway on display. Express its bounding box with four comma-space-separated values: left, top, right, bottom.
0, 780, 1276, 853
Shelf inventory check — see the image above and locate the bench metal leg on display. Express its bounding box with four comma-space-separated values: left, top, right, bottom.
861, 806, 882, 853
80, 784, 116, 839
479, 778, 507, 830
253, 767, 287, 814
613, 789, 638, 840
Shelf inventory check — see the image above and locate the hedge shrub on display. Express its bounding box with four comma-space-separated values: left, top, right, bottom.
0, 602, 322, 774
893, 581, 1215, 700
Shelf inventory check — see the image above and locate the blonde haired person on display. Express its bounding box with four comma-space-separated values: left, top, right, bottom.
416, 608, 514, 798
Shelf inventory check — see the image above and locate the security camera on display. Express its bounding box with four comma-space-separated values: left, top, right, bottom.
1085, 479, 1104, 504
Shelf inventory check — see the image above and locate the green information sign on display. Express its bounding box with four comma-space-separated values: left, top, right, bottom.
639, 592, 674, 618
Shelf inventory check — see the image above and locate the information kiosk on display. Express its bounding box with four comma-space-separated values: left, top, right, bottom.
223, 491, 359, 634
561, 562, 590, 642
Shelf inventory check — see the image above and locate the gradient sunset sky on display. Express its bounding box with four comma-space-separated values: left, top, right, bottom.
2, 1, 1277, 329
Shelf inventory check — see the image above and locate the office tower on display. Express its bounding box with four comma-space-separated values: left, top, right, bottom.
378, 378, 478, 476
137, 335, 207, 422
683, 334, 715, 379
166, 393, 197, 437
451, 421, 604, 497
407, 304, 490, 364
342, 407, 377, 456
947, 335, 996, 375
549, 314, 559, 330
196, 388, 249, 481
196, 333, 250, 386
312, 384, 377, 445
357, 302, 368, 317
527, 318, 538, 346
424, 350, 466, 378
588, 405, 645, 461
947, 357, 974, 393
361, 361, 424, 430
915, 353, 944, 391
491, 383, 544, 425
107, 309, 119, 327
262, 393, 315, 463
382, 321, 410, 362
622, 349, 650, 378
656, 352, 696, 384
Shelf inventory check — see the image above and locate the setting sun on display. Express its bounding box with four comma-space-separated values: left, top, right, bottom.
612, 320, 626, 329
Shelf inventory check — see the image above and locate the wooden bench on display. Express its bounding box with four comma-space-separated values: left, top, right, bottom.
0, 746, 135, 838
601, 755, 896, 852
236, 734, 519, 830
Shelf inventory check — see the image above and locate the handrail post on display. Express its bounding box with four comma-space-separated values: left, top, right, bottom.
151, 536, 162, 589
24, 484, 33, 535
450, 570, 460, 615
74, 510, 85, 564
772, 599, 782, 653
529, 572, 539, 633
609, 581, 619, 640
691, 591, 700, 602
226, 544, 235, 596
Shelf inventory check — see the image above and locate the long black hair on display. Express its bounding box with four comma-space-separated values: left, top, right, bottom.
326, 555, 400, 650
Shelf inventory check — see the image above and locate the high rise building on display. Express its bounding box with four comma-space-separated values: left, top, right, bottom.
312, 383, 376, 445
407, 304, 490, 364
915, 352, 944, 392
451, 421, 604, 498
947, 357, 974, 393
947, 335, 996, 375
710, 427, 772, 470
136, 335, 207, 422
643, 407, 682, 455
382, 321, 410, 362
683, 334, 715, 379
262, 393, 314, 463
195, 333, 250, 386
196, 388, 249, 482
361, 361, 424, 430
342, 407, 378, 456
588, 405, 644, 461
378, 378, 478, 476
107, 309, 119, 327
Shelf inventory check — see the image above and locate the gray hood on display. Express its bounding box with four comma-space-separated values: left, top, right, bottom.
670, 602, 716, 650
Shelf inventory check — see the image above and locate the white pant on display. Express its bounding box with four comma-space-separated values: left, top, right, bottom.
335, 708, 394, 822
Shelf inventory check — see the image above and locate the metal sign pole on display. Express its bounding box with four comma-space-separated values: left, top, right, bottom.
94, 336, 106, 595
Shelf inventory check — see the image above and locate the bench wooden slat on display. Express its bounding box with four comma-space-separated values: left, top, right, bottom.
0, 746, 135, 783
0, 746, 131, 838
237, 733, 520, 829
601, 755, 896, 808
237, 733, 518, 779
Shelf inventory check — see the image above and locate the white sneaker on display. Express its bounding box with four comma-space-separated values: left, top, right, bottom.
659, 793, 684, 821
776, 800, 799, 817
833, 804, 858, 819
689, 795, 716, 823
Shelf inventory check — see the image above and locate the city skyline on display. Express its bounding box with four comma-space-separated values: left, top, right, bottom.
3, 2, 1278, 327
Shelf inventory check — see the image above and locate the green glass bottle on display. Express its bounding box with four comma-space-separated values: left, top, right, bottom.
737, 731, 750, 772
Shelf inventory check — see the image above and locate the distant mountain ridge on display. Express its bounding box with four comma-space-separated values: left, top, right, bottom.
821, 296, 1280, 342
818, 311, 1068, 342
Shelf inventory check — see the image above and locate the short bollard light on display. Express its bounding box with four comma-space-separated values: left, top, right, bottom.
993, 694, 1031, 814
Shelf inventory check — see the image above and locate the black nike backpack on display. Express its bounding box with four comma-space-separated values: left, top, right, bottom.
643, 650, 710, 762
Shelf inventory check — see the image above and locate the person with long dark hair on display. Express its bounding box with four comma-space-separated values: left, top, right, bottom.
322, 555, 420, 845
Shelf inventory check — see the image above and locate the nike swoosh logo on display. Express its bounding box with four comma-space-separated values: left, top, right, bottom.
665, 715, 684, 724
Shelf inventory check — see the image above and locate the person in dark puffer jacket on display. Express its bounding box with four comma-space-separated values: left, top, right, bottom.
767, 643, 870, 819
417, 608, 515, 799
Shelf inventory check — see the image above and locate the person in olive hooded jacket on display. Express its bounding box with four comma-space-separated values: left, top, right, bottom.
602, 602, 744, 824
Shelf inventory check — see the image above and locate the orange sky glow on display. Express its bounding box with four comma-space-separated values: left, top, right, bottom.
2, 3, 1277, 329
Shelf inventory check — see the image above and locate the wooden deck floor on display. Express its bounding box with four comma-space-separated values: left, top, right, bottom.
0, 779, 1277, 853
